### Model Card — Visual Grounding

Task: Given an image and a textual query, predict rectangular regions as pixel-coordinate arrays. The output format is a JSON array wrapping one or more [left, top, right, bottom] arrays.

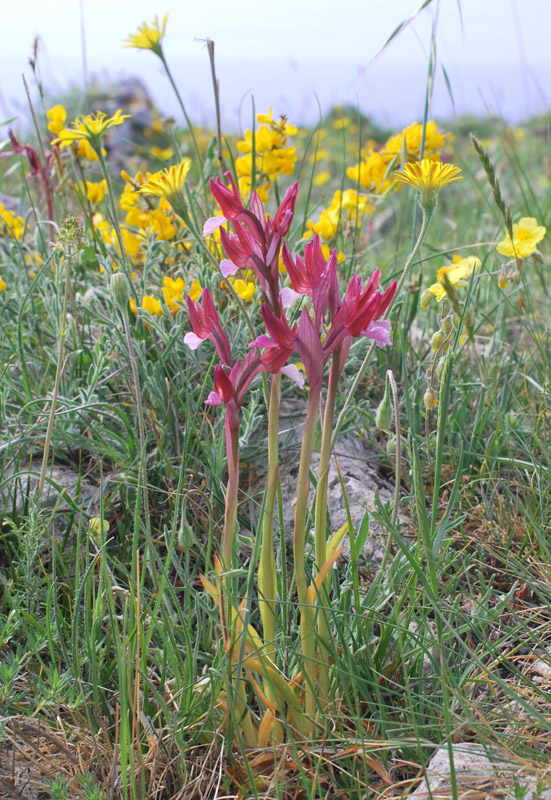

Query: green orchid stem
[[38, 251, 73, 500], [293, 388, 321, 732], [258, 373, 280, 681], [159, 54, 207, 202], [330, 205, 434, 453], [95, 149, 137, 301], [222, 419, 240, 574], [313, 351, 341, 707]]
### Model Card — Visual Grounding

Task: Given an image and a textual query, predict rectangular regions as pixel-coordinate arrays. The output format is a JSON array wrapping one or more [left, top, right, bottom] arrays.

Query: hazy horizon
[[1, 0, 550, 130]]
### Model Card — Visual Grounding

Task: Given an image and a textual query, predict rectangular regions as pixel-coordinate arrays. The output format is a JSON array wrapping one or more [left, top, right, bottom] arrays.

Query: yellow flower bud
[[420, 289, 434, 309], [424, 389, 439, 410], [498, 274, 508, 289], [431, 330, 444, 352]]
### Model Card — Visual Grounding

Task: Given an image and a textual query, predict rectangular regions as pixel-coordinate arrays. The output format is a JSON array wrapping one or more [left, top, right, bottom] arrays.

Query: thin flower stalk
[[331, 205, 434, 451], [312, 349, 341, 705], [292, 385, 322, 730]]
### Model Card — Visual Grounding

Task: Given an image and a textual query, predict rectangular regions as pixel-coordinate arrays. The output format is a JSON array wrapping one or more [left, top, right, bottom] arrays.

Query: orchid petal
[[220, 259, 239, 277], [184, 332, 205, 350], [280, 363, 305, 389], [250, 334, 274, 349], [205, 391, 223, 405], [364, 320, 392, 347], [203, 216, 227, 236], [280, 287, 304, 308]]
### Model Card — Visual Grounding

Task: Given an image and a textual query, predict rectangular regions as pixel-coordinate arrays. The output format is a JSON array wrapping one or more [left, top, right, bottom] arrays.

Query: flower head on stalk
[[53, 110, 130, 153], [253, 266, 397, 387], [184, 288, 232, 367], [124, 14, 168, 58], [205, 174, 299, 310], [281, 235, 339, 327], [140, 159, 191, 218], [395, 158, 462, 211]]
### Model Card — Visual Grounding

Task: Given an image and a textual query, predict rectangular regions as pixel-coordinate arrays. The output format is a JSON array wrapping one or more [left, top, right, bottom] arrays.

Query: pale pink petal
[[205, 391, 223, 405], [249, 334, 274, 349], [280, 287, 304, 308], [203, 216, 227, 236], [363, 320, 392, 348], [280, 363, 305, 389], [184, 332, 205, 350], [220, 259, 239, 277]]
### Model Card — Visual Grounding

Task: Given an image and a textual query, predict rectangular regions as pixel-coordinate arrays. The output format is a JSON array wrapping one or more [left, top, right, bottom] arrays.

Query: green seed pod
[[441, 317, 453, 335], [111, 272, 130, 310], [375, 373, 393, 432]]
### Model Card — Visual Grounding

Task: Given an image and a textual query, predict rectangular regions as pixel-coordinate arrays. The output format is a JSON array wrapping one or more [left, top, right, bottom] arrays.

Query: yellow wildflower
[[235, 108, 297, 199], [232, 278, 256, 302], [0, 204, 25, 239], [54, 110, 130, 151], [161, 276, 186, 313], [427, 255, 481, 302], [313, 170, 331, 187], [79, 180, 108, 204], [188, 278, 202, 302], [124, 14, 168, 56], [347, 149, 394, 194], [150, 145, 173, 160], [308, 189, 374, 241], [140, 159, 191, 218], [76, 139, 105, 162], [0, 277, 6, 292], [384, 121, 449, 162], [395, 159, 462, 210], [46, 104, 67, 136], [395, 159, 462, 193], [141, 295, 163, 315], [496, 217, 546, 258]]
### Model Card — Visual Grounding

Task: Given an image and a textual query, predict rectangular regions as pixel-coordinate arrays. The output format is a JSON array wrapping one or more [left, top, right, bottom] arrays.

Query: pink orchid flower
[[184, 288, 232, 367]]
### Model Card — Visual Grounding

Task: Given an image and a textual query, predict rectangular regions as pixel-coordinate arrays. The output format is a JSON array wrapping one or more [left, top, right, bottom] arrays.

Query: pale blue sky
[[1, 0, 550, 127]]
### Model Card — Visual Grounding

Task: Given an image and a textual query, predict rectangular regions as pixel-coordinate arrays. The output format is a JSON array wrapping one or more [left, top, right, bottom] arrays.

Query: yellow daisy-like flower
[[496, 217, 546, 258], [426, 255, 481, 303], [140, 159, 191, 219], [53, 110, 130, 150], [395, 158, 462, 193], [124, 14, 168, 57]]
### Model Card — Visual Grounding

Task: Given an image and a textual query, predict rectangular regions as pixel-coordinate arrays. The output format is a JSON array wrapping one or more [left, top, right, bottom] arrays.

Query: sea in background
[[1, 51, 550, 134]]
